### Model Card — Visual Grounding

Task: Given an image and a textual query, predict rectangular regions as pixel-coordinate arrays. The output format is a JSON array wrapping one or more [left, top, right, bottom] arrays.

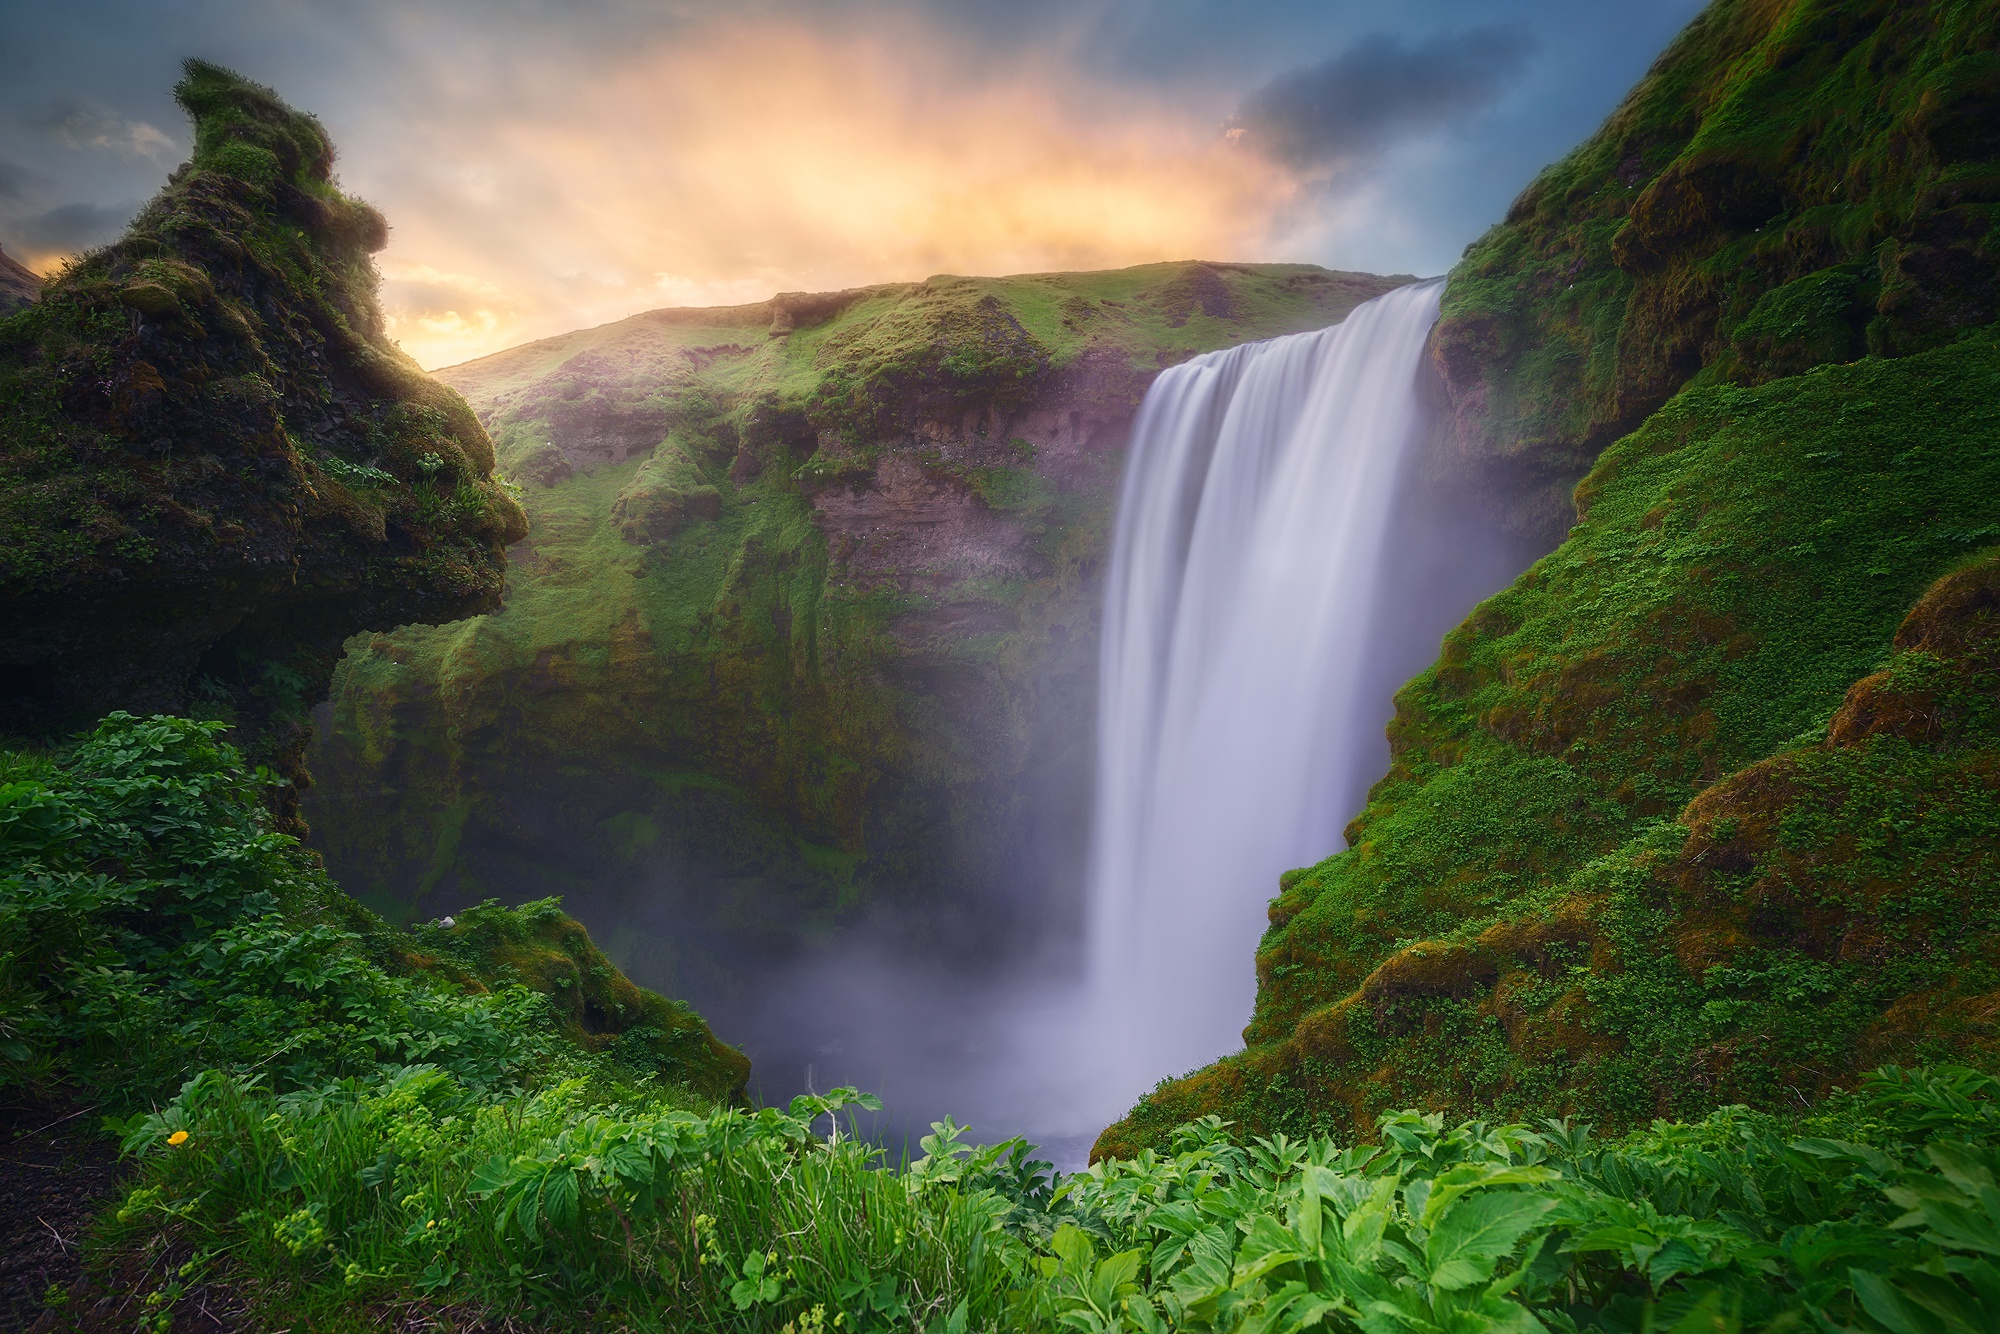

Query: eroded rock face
[[0, 61, 524, 821]]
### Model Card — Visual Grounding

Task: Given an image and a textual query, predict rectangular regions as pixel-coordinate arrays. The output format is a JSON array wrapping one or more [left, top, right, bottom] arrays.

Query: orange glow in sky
[[362, 20, 1299, 368]]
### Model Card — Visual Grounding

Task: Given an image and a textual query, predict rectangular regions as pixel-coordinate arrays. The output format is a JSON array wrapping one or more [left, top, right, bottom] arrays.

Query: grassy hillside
[[1430, 0, 2000, 545], [306, 264, 1407, 996], [1100, 0, 2000, 1159]]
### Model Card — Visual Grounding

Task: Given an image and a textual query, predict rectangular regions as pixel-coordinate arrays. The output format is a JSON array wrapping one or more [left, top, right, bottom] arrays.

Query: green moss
[[410, 896, 750, 1101]]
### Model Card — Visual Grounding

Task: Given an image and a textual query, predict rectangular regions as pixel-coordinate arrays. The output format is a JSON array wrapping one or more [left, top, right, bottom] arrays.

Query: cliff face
[[304, 264, 1407, 1001], [0, 61, 526, 821], [1430, 0, 2000, 547], [1098, 0, 2000, 1158]]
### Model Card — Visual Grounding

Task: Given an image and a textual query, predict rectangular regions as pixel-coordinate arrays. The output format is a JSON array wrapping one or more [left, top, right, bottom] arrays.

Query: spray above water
[[1084, 278, 1446, 1111]]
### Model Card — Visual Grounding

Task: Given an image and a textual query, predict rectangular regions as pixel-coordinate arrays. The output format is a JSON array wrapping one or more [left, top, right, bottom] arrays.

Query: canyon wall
[[304, 265, 1408, 1008]]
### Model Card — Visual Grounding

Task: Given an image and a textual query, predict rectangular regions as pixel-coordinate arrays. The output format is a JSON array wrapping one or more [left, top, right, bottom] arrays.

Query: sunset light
[[370, 21, 1297, 366]]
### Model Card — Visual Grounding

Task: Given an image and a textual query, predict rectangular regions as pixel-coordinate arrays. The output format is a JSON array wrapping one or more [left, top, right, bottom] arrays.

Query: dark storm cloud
[[12, 201, 138, 253], [1228, 27, 1535, 172]]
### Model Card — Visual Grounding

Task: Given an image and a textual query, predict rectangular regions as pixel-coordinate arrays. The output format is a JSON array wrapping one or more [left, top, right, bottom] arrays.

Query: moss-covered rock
[[0, 61, 526, 821], [305, 264, 1410, 996], [404, 897, 750, 1102], [0, 68, 731, 1114], [612, 440, 721, 544], [1431, 0, 2000, 547]]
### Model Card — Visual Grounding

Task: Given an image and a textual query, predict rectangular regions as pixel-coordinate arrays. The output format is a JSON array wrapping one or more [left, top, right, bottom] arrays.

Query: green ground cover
[[10, 722, 2000, 1329]]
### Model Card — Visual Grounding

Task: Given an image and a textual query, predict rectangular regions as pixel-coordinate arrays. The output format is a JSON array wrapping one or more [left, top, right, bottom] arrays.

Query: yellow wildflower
[[166, 1130, 189, 1147]]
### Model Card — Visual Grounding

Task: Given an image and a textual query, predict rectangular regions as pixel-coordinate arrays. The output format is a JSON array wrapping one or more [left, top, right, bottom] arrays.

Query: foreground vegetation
[[3, 714, 1998, 1331]]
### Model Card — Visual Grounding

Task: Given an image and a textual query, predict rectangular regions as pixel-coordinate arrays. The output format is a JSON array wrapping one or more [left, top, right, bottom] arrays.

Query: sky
[[0, 0, 1706, 369]]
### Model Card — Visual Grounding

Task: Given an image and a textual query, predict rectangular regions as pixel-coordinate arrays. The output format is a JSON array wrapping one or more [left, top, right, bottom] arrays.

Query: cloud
[[10, 201, 138, 256], [354, 17, 1297, 367], [1227, 27, 1534, 174], [32, 97, 179, 160], [0, 159, 38, 202]]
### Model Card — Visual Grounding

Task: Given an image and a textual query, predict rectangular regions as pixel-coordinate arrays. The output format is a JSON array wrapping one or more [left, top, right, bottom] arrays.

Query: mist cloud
[[31, 97, 179, 160], [1227, 27, 1534, 173]]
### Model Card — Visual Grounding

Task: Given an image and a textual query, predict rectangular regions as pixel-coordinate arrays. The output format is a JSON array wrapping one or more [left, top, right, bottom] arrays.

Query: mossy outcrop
[[402, 897, 750, 1101], [1431, 0, 2000, 546], [0, 67, 740, 1113], [1098, 0, 2000, 1160], [0, 61, 526, 820], [305, 265, 1407, 1001]]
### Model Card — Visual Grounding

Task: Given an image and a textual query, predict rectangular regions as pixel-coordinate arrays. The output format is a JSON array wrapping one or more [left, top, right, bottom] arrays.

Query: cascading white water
[[1084, 278, 1445, 1109]]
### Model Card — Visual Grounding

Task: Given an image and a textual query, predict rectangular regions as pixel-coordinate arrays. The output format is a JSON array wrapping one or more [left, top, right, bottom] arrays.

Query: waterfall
[[1084, 278, 1446, 1108]]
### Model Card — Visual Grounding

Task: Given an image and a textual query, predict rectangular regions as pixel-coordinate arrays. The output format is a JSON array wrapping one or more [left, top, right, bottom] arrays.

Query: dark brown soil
[[0, 1097, 125, 1331]]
